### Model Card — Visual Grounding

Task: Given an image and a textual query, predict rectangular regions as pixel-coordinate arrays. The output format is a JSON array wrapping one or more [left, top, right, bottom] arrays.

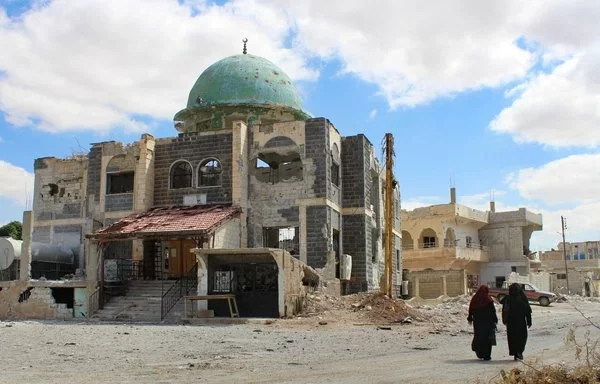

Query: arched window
[[402, 231, 414, 250], [170, 161, 192, 189], [419, 228, 438, 248], [198, 159, 222, 187]]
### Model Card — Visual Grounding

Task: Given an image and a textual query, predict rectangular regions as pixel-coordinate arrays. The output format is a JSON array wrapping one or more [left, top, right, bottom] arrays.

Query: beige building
[[539, 240, 600, 295], [401, 188, 543, 299]]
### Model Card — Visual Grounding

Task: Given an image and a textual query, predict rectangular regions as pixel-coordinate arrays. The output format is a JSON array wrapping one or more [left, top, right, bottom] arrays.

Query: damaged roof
[[90, 204, 241, 240]]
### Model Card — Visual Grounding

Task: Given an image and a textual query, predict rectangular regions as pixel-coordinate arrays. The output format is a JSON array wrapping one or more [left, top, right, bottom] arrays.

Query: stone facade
[[11, 51, 403, 324]]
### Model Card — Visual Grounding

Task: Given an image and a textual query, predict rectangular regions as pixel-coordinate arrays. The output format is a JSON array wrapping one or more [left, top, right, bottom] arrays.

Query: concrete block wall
[[33, 156, 87, 221], [86, 146, 103, 205], [343, 215, 368, 292], [341, 135, 368, 208], [306, 206, 330, 268], [32, 226, 50, 243], [153, 132, 233, 206], [304, 118, 330, 198], [53, 224, 82, 249], [105, 193, 134, 212]]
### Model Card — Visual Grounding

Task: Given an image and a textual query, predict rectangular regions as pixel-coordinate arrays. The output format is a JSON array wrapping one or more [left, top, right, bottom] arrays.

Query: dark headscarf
[[508, 283, 530, 305], [470, 285, 493, 311]]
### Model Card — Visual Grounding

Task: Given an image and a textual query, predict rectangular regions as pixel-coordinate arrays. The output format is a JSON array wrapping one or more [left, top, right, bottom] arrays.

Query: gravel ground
[[2, 296, 600, 384]]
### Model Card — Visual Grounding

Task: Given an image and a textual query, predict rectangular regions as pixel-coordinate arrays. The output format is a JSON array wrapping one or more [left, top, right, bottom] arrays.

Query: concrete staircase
[[92, 280, 185, 323]]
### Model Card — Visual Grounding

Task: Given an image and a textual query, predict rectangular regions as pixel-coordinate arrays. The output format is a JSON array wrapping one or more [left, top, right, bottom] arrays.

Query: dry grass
[[491, 328, 600, 383]]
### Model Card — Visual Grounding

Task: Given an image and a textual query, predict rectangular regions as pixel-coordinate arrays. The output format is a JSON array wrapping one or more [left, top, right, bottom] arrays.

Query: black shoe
[[515, 354, 523, 360], [483, 357, 491, 361]]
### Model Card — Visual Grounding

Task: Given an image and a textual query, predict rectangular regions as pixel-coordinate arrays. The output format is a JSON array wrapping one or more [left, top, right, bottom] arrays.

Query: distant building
[[401, 188, 542, 299], [539, 241, 600, 295]]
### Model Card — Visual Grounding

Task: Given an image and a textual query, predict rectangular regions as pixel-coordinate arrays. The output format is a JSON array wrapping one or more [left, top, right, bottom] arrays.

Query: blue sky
[[1, 0, 599, 250]]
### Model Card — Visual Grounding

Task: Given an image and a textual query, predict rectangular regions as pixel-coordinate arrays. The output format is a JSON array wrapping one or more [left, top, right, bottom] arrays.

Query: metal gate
[[209, 262, 278, 318]]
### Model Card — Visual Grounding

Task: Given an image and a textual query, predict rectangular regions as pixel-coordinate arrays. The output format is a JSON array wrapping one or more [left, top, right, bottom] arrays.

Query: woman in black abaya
[[467, 285, 498, 360], [501, 283, 532, 360]]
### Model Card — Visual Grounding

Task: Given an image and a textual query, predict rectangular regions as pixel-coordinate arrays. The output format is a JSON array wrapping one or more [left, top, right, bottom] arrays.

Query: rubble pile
[[299, 290, 425, 324], [300, 292, 347, 317], [345, 292, 424, 324]]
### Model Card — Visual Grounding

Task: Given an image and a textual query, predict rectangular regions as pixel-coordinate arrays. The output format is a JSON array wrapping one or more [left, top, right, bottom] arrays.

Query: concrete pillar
[[299, 205, 307, 264], [415, 277, 420, 298], [86, 239, 99, 289], [20, 211, 33, 281], [442, 275, 447, 296], [195, 252, 209, 310], [133, 134, 155, 212], [231, 121, 248, 248]]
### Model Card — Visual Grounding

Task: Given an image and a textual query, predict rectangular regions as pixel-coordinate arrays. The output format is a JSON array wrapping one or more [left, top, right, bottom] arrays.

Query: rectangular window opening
[[107, 172, 134, 194], [331, 162, 340, 187], [263, 226, 299, 257]]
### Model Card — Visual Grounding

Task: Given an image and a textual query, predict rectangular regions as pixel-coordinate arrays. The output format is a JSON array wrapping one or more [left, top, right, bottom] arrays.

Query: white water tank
[[0, 237, 22, 270], [340, 254, 352, 281]]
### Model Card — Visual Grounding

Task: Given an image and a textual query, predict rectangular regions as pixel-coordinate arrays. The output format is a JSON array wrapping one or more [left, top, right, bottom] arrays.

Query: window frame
[[169, 160, 193, 190], [197, 158, 223, 188]]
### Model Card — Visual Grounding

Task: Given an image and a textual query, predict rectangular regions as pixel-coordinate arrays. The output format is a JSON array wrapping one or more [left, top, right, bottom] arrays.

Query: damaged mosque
[[0, 42, 402, 321]]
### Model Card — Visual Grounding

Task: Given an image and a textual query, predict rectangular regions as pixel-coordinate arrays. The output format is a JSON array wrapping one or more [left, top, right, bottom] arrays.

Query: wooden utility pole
[[383, 133, 394, 298], [561, 216, 570, 293]]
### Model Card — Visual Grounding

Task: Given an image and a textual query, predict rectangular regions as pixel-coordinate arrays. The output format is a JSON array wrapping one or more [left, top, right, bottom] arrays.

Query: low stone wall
[[0, 281, 73, 320], [405, 269, 466, 299]]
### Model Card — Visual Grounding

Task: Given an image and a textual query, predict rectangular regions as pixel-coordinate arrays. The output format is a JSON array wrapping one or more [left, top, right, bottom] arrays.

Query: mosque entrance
[[165, 239, 197, 278]]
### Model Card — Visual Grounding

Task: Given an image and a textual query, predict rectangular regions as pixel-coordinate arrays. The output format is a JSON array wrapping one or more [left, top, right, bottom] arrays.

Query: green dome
[[185, 54, 305, 113]]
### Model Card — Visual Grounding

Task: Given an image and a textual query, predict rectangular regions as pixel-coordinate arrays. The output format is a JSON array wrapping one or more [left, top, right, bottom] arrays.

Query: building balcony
[[402, 243, 490, 270]]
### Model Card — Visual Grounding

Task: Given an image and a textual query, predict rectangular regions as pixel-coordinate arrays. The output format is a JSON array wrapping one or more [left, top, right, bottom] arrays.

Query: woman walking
[[468, 285, 498, 360], [501, 283, 532, 360]]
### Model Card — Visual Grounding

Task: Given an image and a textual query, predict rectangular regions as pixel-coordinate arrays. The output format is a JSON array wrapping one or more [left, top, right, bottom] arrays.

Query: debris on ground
[[298, 290, 430, 325]]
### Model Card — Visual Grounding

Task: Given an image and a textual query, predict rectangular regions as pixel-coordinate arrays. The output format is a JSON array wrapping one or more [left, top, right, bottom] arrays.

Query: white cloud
[[0, 0, 317, 134], [283, 0, 536, 108], [0, 136, 3, 143], [504, 153, 600, 250], [529, 203, 600, 251], [458, 191, 507, 212], [3, 0, 600, 134], [401, 196, 444, 211], [490, 55, 600, 148], [507, 154, 600, 205], [0, 161, 34, 205], [368, 109, 377, 120]]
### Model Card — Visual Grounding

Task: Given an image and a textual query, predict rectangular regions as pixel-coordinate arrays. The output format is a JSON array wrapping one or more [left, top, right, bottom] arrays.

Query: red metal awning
[[88, 204, 241, 240]]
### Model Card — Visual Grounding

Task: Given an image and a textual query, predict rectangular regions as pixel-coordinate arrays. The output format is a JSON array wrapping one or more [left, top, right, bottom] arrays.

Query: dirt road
[[2, 299, 599, 384]]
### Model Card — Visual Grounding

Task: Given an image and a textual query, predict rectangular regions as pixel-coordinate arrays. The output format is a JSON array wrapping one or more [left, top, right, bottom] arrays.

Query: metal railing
[[88, 287, 101, 317], [161, 263, 198, 320], [402, 240, 489, 251], [115, 259, 145, 281]]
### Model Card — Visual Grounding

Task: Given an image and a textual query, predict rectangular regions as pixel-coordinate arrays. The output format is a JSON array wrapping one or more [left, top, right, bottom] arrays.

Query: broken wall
[[0, 281, 74, 320]]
